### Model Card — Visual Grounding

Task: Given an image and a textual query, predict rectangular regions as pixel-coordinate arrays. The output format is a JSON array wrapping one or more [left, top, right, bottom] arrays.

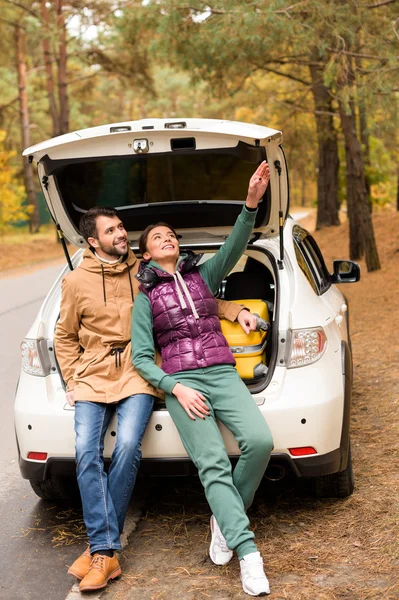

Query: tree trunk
[[338, 100, 380, 271], [16, 23, 39, 233], [342, 133, 362, 259], [56, 0, 69, 134], [357, 91, 372, 212], [337, 49, 380, 272], [309, 60, 340, 230], [41, 0, 61, 136]]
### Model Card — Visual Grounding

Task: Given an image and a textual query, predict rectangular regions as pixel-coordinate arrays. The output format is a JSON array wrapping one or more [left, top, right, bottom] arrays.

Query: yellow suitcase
[[220, 299, 270, 381]]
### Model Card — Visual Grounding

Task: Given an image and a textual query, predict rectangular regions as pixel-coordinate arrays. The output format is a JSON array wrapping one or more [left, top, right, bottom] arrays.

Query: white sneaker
[[240, 551, 270, 596], [209, 515, 233, 565]]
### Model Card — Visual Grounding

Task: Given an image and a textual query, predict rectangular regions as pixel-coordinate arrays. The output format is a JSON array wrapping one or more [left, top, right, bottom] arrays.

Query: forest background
[[0, 0, 398, 273]]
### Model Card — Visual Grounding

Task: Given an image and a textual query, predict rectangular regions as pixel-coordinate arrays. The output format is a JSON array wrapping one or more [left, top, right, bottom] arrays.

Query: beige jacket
[[54, 248, 244, 404]]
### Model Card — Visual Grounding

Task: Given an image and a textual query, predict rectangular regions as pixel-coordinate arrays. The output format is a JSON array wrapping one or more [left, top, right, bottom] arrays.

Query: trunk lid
[[23, 118, 289, 248]]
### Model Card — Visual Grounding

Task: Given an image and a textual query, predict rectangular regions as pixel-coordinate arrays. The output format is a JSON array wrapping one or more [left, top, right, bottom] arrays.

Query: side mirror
[[330, 260, 361, 284]]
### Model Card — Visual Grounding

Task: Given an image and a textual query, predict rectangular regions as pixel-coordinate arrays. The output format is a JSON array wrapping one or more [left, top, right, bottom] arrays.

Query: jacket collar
[[136, 250, 203, 289], [80, 247, 138, 273]]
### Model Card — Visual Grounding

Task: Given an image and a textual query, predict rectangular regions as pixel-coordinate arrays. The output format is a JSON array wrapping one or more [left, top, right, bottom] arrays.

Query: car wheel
[[314, 444, 354, 499], [29, 476, 79, 502]]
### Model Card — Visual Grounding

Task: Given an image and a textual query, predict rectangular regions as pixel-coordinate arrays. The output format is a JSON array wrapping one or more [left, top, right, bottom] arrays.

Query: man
[[54, 206, 257, 593]]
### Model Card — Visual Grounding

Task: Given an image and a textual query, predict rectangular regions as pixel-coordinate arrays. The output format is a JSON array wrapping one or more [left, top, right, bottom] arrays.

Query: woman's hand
[[172, 383, 210, 421], [237, 309, 258, 334], [246, 161, 270, 209]]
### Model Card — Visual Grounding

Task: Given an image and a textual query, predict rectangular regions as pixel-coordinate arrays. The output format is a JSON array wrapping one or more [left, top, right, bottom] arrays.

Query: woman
[[132, 161, 273, 597]]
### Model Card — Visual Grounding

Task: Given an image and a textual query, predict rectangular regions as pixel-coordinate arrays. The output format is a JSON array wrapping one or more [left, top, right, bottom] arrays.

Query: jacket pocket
[[74, 352, 111, 380]]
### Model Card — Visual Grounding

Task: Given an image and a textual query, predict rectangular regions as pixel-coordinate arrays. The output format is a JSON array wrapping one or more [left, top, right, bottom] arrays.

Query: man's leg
[[108, 393, 155, 534], [74, 401, 121, 554]]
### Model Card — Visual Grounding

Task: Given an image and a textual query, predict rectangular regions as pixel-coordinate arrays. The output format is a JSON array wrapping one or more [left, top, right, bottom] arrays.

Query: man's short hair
[[79, 207, 119, 243]]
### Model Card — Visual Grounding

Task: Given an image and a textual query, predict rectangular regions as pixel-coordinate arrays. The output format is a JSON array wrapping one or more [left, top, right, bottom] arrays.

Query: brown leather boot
[[67, 547, 92, 580], [79, 553, 121, 592]]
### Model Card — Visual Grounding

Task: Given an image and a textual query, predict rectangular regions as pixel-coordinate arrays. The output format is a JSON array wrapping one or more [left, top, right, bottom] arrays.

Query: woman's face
[[143, 226, 180, 263]]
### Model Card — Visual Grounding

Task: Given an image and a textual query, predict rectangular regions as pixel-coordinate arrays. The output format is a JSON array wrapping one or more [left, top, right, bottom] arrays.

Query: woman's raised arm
[[199, 161, 270, 294]]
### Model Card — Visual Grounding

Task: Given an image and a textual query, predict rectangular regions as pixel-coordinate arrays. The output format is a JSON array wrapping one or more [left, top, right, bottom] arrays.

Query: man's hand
[[246, 161, 270, 209], [66, 390, 75, 406], [237, 309, 258, 334], [172, 383, 210, 421]]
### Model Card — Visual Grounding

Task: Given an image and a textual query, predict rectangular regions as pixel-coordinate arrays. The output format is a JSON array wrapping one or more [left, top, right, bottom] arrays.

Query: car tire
[[29, 476, 79, 502], [314, 444, 354, 499]]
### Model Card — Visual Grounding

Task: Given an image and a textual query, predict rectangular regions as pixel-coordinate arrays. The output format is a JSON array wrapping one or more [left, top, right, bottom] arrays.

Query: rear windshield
[[47, 143, 270, 231]]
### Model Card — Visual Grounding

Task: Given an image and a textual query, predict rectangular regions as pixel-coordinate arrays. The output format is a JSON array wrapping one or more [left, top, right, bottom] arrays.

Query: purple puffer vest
[[137, 252, 235, 374]]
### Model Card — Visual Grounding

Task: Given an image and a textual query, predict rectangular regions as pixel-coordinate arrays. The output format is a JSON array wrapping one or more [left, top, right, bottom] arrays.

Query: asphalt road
[[0, 263, 86, 600]]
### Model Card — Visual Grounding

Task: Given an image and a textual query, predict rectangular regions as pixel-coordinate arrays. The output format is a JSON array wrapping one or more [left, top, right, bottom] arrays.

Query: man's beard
[[98, 238, 128, 258]]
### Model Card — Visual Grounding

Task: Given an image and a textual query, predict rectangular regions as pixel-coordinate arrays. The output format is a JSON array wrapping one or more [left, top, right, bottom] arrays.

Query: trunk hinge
[[42, 175, 74, 271], [274, 160, 284, 270]]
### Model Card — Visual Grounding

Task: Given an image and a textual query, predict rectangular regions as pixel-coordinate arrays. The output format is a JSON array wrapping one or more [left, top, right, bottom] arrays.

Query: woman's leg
[[210, 366, 274, 511], [165, 372, 257, 560]]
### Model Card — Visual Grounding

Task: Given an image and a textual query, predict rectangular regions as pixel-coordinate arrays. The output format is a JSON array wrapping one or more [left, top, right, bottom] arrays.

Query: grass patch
[[0, 224, 70, 273]]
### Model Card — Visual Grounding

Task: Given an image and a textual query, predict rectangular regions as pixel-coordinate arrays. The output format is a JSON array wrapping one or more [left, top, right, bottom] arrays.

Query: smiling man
[[54, 206, 257, 593]]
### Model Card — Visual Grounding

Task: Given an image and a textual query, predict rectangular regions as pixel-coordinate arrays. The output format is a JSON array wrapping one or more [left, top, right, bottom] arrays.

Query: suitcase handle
[[253, 313, 270, 332]]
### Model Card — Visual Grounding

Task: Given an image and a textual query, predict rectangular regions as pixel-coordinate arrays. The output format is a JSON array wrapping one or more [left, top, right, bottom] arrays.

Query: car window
[[293, 225, 331, 295], [50, 143, 270, 233], [56, 153, 260, 206], [303, 235, 331, 294]]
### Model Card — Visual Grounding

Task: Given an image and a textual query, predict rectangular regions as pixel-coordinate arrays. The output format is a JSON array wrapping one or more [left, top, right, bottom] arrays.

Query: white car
[[15, 118, 360, 502]]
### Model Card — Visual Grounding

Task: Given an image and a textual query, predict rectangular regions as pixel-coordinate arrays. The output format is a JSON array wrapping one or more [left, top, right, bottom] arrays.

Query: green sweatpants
[[165, 364, 273, 560]]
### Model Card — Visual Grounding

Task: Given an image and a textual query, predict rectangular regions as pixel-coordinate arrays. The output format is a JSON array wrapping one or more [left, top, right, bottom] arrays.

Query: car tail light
[[289, 447, 317, 456], [27, 452, 47, 461], [287, 327, 327, 368], [20, 339, 50, 376]]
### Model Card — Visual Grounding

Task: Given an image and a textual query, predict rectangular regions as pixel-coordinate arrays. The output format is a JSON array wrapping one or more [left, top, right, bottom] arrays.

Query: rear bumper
[[19, 447, 344, 483]]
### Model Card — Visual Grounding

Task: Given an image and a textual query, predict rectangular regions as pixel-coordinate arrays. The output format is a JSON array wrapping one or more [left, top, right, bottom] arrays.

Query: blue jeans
[[74, 394, 155, 554]]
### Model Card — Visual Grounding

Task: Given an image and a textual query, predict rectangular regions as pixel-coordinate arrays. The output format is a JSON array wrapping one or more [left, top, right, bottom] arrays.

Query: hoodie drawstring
[[100, 263, 135, 306], [101, 264, 107, 306], [127, 267, 134, 302], [172, 273, 188, 310], [111, 347, 124, 368], [174, 271, 200, 320]]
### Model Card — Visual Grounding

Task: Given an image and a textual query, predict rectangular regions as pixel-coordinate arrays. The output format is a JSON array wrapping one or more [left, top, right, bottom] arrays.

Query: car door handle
[[335, 315, 344, 325]]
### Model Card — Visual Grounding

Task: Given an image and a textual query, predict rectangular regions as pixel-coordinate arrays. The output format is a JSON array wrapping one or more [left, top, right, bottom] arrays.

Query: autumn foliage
[[0, 131, 30, 235]]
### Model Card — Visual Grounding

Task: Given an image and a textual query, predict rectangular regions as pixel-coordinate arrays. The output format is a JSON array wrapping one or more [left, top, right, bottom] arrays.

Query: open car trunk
[[220, 248, 278, 392], [23, 118, 289, 248]]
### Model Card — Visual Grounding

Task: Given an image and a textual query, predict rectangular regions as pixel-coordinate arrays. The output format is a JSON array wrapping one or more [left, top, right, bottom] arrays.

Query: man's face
[[88, 215, 128, 259]]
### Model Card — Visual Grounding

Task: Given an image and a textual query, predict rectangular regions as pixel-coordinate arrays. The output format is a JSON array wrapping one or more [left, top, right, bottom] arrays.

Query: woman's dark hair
[[139, 222, 178, 256], [79, 207, 119, 243]]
